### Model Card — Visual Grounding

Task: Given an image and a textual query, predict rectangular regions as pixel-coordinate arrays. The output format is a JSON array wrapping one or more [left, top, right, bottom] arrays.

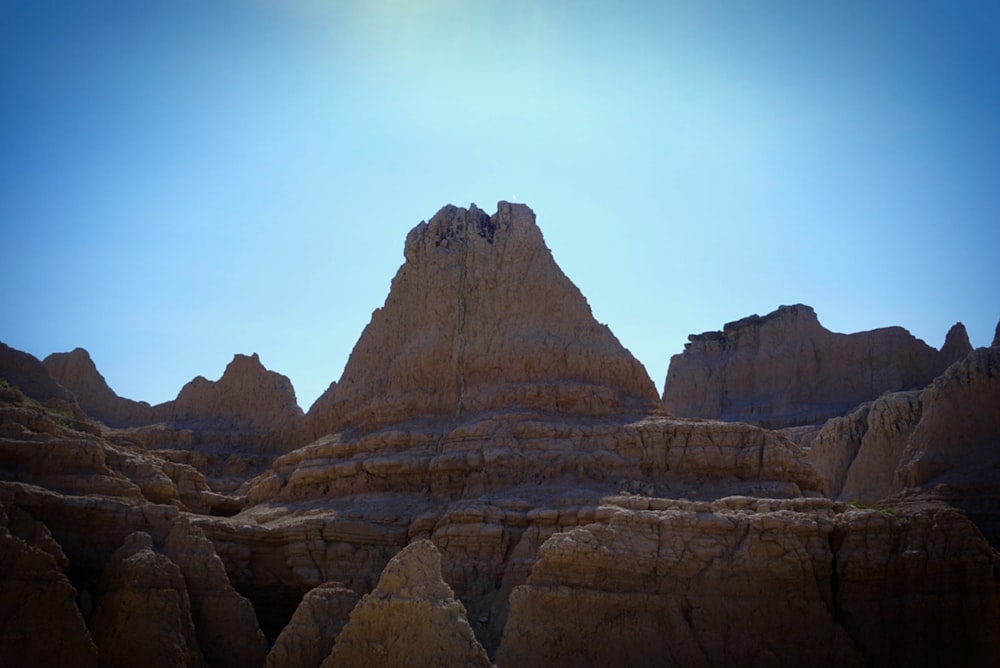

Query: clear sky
[[2, 1, 998, 411]]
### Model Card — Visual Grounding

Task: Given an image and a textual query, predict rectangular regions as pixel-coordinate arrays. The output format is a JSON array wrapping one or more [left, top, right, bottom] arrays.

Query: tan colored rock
[[265, 582, 358, 668], [163, 519, 269, 668], [320, 539, 492, 668], [168, 353, 302, 432], [807, 347, 1000, 544], [1, 340, 79, 412], [0, 504, 98, 668], [663, 305, 972, 428], [88, 531, 207, 668], [496, 496, 1000, 667], [313, 202, 658, 435], [44, 348, 155, 427], [807, 390, 922, 503]]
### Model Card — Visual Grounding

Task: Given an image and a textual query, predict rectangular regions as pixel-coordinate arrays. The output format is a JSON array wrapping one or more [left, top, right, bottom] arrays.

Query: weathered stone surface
[[168, 353, 303, 433], [496, 496, 1000, 668], [265, 582, 358, 668], [663, 305, 972, 428], [44, 348, 155, 427], [0, 340, 79, 411], [163, 519, 269, 668], [0, 504, 98, 668], [808, 347, 1000, 545], [311, 202, 658, 435], [320, 539, 492, 668], [88, 531, 207, 668]]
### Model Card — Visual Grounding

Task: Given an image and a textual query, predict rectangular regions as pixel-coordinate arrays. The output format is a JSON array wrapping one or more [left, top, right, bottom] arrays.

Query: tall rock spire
[[319, 201, 657, 433]]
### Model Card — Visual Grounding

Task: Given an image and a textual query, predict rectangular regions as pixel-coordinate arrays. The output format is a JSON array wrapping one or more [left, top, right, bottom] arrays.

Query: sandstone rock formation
[[810, 346, 1000, 545], [320, 539, 492, 668], [662, 304, 972, 428], [1, 341, 81, 415], [2, 202, 997, 668], [312, 202, 658, 434], [496, 495, 1000, 668], [0, 504, 98, 668], [43, 347, 155, 427], [264, 582, 358, 668], [88, 531, 207, 668]]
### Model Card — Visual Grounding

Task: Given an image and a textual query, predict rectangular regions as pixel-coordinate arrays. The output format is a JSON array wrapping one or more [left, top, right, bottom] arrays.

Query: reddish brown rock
[[320, 539, 492, 668], [662, 305, 972, 428], [1, 341, 81, 416], [43, 348, 154, 427], [314, 202, 658, 434]]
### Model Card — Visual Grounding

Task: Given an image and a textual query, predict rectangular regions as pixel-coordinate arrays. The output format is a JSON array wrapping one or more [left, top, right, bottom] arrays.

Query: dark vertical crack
[[454, 210, 470, 418]]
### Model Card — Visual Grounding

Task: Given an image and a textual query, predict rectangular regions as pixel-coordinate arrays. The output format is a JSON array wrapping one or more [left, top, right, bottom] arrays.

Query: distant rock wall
[[662, 304, 971, 428], [43, 348, 155, 427]]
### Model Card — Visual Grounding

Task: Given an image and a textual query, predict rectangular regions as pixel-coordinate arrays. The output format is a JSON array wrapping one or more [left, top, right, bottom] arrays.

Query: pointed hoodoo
[[319, 201, 658, 433]]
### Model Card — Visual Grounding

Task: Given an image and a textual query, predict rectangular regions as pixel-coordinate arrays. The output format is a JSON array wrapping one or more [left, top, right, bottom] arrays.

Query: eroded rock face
[[320, 539, 492, 668], [0, 341, 80, 415], [89, 532, 207, 668], [314, 202, 658, 434], [170, 353, 303, 433], [43, 348, 155, 427], [0, 505, 98, 668], [496, 496, 1000, 668], [662, 305, 972, 428], [808, 347, 1000, 545], [265, 583, 358, 668]]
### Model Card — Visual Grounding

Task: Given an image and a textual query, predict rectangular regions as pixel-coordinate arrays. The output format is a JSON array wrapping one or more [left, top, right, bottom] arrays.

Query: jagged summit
[[314, 201, 659, 434]]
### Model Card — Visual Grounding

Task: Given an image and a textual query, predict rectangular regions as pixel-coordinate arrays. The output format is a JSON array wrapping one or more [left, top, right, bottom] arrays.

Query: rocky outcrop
[[0, 504, 98, 668], [808, 348, 1000, 522], [662, 305, 972, 428], [88, 531, 207, 668], [168, 353, 303, 433], [265, 583, 358, 668], [496, 495, 1000, 667], [313, 202, 658, 434], [320, 539, 492, 668], [43, 348, 155, 427], [0, 341, 80, 415]]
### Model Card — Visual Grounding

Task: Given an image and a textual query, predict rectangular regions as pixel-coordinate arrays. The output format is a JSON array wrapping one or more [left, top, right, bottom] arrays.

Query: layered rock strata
[[496, 495, 1000, 667], [311, 202, 658, 434], [663, 304, 972, 428], [809, 346, 1000, 545]]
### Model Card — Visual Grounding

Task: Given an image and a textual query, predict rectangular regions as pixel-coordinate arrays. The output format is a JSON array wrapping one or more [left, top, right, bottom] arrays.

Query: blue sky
[[2, 1, 998, 410]]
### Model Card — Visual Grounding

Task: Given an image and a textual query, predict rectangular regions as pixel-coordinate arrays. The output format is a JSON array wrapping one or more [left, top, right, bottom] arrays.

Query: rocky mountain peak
[[315, 201, 658, 433], [940, 322, 972, 362], [172, 352, 303, 431]]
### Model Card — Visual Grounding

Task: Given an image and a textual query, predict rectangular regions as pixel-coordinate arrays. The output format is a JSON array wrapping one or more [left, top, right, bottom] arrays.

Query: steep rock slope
[[810, 346, 1000, 544], [312, 202, 658, 434], [43, 348, 155, 427], [663, 304, 971, 428]]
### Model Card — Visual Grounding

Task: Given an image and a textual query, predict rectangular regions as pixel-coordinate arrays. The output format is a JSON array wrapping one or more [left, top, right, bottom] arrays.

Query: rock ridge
[[663, 304, 972, 428]]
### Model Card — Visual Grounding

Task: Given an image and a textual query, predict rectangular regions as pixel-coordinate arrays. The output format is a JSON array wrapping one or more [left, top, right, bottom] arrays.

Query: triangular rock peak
[[322, 201, 658, 433]]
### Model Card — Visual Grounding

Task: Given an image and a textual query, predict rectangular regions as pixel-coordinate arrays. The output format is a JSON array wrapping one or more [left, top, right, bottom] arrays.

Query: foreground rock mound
[[312, 202, 658, 435], [663, 304, 971, 428], [320, 539, 492, 668], [496, 496, 1000, 668]]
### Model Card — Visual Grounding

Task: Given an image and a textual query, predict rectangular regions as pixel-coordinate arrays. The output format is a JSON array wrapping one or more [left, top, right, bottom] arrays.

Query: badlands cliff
[[1, 202, 998, 667], [662, 304, 971, 428]]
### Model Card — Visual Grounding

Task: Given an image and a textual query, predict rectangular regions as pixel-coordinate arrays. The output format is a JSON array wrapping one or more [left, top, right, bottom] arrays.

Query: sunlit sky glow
[[2, 1, 998, 410]]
